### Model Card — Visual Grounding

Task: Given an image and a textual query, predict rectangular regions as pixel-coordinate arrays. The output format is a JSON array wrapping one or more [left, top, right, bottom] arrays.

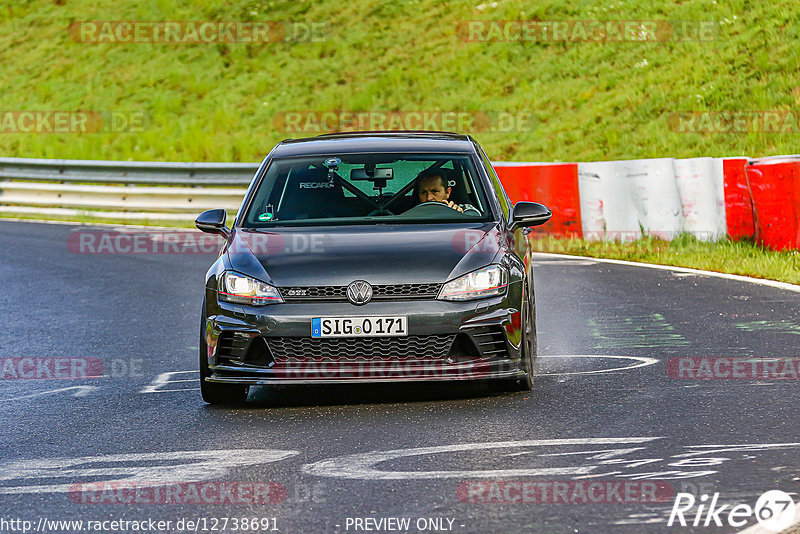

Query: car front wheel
[[493, 280, 535, 393], [199, 302, 250, 405], [514, 281, 535, 391]]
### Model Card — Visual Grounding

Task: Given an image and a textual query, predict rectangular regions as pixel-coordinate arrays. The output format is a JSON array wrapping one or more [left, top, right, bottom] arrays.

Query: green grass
[[0, 0, 798, 162], [532, 234, 800, 285]]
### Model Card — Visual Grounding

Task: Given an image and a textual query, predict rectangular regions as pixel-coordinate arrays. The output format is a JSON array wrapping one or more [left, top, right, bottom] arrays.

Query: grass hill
[[0, 0, 798, 162]]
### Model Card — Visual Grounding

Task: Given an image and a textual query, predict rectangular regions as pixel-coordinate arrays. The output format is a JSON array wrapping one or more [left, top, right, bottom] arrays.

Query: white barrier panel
[[713, 157, 726, 238], [578, 161, 641, 241], [672, 158, 727, 241], [622, 158, 683, 239]]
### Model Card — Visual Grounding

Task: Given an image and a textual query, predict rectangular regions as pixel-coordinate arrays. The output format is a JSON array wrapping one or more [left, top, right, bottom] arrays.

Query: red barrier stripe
[[745, 160, 800, 250], [722, 157, 754, 240], [494, 164, 581, 238]]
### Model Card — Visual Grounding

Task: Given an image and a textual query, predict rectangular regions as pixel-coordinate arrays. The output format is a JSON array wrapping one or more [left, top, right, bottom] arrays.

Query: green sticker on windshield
[[258, 213, 274, 221]]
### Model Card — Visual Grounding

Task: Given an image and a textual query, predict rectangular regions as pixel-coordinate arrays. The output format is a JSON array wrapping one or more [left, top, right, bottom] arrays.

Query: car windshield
[[241, 153, 492, 227]]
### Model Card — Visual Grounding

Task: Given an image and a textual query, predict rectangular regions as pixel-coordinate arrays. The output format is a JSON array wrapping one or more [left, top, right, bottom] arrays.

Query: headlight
[[437, 265, 508, 301], [218, 271, 283, 306]]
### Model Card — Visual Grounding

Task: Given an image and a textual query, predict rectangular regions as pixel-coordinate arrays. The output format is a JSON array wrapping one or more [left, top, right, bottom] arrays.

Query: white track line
[[534, 252, 800, 294], [536, 354, 658, 376]]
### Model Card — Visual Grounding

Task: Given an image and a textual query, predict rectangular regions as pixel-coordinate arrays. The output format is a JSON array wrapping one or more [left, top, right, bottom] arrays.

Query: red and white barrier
[[492, 154, 800, 250]]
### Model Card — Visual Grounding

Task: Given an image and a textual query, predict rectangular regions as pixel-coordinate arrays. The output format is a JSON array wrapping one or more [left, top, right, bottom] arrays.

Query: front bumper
[[203, 287, 525, 385]]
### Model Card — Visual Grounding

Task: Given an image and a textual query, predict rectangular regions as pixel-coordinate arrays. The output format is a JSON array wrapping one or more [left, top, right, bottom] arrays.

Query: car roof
[[270, 131, 476, 158]]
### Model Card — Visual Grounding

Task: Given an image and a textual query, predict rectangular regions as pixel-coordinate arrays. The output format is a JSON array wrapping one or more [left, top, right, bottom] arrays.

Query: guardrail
[[3, 155, 800, 251], [0, 157, 257, 222]]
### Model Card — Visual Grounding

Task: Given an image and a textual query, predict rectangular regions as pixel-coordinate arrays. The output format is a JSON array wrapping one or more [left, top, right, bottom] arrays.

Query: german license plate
[[311, 317, 408, 338]]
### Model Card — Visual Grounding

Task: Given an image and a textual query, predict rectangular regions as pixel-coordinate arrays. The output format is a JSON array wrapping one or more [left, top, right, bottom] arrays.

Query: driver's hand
[[441, 200, 464, 212]]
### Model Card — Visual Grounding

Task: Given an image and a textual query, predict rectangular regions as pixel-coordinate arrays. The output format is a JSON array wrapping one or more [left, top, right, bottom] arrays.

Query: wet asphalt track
[[1, 219, 799, 534]]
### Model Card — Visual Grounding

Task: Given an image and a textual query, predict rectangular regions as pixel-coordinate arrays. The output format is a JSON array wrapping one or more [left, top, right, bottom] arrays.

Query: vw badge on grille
[[346, 280, 372, 305]]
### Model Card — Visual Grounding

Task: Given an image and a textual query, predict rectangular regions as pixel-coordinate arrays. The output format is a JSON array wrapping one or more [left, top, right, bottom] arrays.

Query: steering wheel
[[401, 201, 463, 215]]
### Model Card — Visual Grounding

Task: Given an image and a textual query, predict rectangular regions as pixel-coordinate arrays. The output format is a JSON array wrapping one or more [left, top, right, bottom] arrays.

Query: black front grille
[[373, 283, 441, 299], [279, 283, 441, 302], [267, 334, 455, 361], [281, 286, 346, 299]]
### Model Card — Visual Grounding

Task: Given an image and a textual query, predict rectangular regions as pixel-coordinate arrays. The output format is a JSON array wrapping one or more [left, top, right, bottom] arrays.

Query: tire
[[494, 280, 535, 393], [199, 302, 250, 405], [513, 281, 536, 392]]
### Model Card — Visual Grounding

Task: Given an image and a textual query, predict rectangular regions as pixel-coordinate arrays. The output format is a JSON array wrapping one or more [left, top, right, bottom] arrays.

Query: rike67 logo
[[668, 490, 796, 531]]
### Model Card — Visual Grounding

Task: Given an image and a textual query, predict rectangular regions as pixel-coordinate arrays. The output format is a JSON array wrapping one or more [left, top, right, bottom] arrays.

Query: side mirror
[[510, 202, 552, 230], [195, 209, 230, 238]]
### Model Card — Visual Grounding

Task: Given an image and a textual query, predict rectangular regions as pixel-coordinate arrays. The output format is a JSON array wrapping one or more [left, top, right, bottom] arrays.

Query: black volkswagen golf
[[195, 131, 551, 404]]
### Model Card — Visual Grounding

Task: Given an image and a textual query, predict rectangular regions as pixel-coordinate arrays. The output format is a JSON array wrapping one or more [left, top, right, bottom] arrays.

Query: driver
[[414, 169, 467, 212]]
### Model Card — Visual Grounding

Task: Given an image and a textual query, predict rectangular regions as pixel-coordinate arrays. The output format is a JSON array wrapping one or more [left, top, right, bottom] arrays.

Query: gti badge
[[286, 289, 308, 296], [346, 280, 373, 305]]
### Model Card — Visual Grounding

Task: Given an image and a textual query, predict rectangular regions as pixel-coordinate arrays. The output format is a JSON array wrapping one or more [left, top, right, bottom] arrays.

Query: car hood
[[225, 223, 504, 287]]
